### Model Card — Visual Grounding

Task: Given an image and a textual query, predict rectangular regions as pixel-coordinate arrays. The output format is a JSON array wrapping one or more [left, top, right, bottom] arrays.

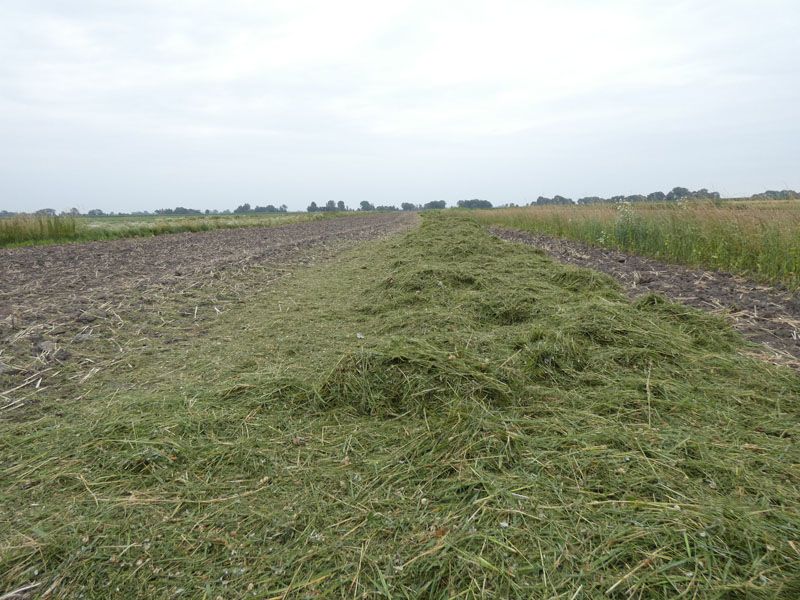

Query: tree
[[234, 203, 251, 214], [359, 201, 375, 211], [87, 209, 105, 216], [307, 201, 318, 212], [457, 199, 493, 209], [401, 202, 418, 211], [535, 196, 571, 206], [752, 189, 800, 200], [325, 200, 336, 212], [690, 188, 720, 200], [422, 200, 446, 210], [646, 191, 666, 202], [36, 208, 57, 216], [666, 187, 690, 202], [337, 201, 346, 211]]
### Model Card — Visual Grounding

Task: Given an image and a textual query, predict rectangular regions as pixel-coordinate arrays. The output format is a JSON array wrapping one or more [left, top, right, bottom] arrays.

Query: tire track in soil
[[0, 214, 417, 417], [491, 227, 800, 370]]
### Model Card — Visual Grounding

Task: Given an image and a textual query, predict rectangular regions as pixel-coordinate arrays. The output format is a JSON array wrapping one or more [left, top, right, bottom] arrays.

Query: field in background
[[0, 212, 324, 247], [473, 200, 800, 288]]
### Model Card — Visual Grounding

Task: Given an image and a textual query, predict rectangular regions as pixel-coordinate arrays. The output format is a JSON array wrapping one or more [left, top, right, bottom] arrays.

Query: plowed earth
[[491, 227, 800, 369], [0, 214, 416, 417]]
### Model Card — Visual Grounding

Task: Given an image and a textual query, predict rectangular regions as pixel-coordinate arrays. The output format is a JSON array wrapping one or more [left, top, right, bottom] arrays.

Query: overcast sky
[[1, 0, 798, 212]]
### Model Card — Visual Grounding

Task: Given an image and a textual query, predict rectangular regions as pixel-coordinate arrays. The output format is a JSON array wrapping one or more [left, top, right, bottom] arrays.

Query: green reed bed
[[473, 201, 800, 288], [0, 213, 321, 248], [0, 214, 79, 246]]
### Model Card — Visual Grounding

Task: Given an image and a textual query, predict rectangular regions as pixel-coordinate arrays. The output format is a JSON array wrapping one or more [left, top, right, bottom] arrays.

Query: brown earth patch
[[0, 214, 416, 417], [490, 227, 800, 369]]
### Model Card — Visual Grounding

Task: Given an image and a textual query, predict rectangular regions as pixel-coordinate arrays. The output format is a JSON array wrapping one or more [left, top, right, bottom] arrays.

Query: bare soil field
[[0, 214, 415, 416], [491, 227, 800, 367]]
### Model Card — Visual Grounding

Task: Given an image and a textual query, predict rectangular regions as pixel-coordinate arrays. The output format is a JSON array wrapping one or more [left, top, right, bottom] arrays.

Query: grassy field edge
[[471, 201, 800, 289], [0, 212, 352, 248]]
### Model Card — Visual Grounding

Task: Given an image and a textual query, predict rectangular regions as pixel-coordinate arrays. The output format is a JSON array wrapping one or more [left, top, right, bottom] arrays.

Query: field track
[[492, 227, 800, 367], [0, 214, 415, 414]]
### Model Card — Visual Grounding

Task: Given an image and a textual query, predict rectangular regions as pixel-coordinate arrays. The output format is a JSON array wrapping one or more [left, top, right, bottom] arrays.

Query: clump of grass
[[1, 213, 798, 597], [473, 200, 800, 288], [316, 338, 513, 414]]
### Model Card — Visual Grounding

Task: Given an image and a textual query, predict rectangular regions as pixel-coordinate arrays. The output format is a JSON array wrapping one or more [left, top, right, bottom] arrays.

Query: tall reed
[[0, 213, 318, 247], [0, 214, 78, 246], [473, 201, 800, 288]]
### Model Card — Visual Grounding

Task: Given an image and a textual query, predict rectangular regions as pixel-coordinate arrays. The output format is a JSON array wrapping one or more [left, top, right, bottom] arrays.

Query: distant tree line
[[3, 188, 798, 218], [531, 187, 800, 206], [399, 201, 447, 210], [306, 200, 450, 212], [457, 199, 493, 209], [749, 190, 800, 201], [233, 203, 288, 214], [0, 205, 285, 217], [533, 187, 723, 206], [155, 207, 202, 215], [307, 200, 350, 212]]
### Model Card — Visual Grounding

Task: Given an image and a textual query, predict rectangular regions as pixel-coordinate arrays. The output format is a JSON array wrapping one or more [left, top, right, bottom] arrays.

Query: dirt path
[[490, 227, 800, 368], [0, 214, 416, 415]]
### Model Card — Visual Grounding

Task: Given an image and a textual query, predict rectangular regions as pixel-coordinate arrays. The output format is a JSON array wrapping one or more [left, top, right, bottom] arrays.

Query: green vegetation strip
[[2, 214, 799, 598], [0, 213, 325, 247], [472, 201, 800, 289]]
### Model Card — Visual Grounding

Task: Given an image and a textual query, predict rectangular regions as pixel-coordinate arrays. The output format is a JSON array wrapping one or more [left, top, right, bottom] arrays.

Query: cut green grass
[[1, 214, 798, 598]]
